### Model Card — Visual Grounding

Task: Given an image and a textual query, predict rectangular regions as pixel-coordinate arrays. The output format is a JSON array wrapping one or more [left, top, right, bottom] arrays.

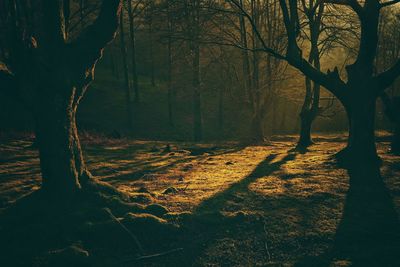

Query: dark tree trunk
[[238, 0, 252, 105], [167, 39, 174, 127], [149, 19, 155, 87], [192, 43, 202, 141], [166, 2, 174, 127], [119, 9, 133, 130], [109, 46, 119, 78], [251, 112, 266, 143], [127, 0, 140, 103], [341, 93, 378, 164], [1, 0, 122, 200], [191, 0, 202, 142], [392, 125, 400, 154], [35, 97, 88, 198], [218, 86, 224, 132], [298, 110, 314, 148]]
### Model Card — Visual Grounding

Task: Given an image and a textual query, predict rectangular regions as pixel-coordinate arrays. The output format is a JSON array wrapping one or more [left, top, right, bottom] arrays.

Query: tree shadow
[[295, 164, 400, 266], [174, 151, 297, 265], [101, 145, 248, 184], [193, 152, 297, 214]]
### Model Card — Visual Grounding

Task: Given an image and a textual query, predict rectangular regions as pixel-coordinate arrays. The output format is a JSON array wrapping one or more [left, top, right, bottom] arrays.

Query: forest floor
[[0, 133, 400, 266]]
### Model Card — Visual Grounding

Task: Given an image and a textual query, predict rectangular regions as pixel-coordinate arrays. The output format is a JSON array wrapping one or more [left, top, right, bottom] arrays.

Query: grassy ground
[[0, 133, 399, 266]]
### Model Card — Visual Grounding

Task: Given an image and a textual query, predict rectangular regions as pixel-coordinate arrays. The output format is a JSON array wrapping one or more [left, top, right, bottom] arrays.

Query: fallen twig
[[103, 207, 144, 254], [263, 219, 271, 261], [135, 247, 184, 261], [119, 247, 184, 263]]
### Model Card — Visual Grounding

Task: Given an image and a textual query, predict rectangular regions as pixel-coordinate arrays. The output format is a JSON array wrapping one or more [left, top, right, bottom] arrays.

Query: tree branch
[[313, 0, 362, 16], [379, 0, 400, 8], [67, 0, 122, 73], [375, 59, 400, 92], [0, 62, 17, 93], [229, 0, 347, 101]]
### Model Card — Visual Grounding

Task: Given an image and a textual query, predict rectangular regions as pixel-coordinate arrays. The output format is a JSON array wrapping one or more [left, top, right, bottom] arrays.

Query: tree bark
[[340, 93, 378, 164], [119, 9, 134, 130], [251, 112, 266, 143], [1, 0, 123, 200], [34, 95, 88, 198], [149, 15, 156, 87], [127, 0, 140, 103], [167, 1, 174, 127], [193, 42, 202, 141], [298, 110, 314, 148], [218, 86, 224, 133], [191, 0, 202, 141]]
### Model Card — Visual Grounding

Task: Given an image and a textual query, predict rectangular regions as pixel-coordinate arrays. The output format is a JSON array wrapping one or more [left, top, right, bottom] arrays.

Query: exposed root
[[0, 179, 178, 266]]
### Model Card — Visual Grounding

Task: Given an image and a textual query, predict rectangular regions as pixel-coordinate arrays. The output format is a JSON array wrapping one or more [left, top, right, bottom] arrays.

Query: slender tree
[[119, 8, 134, 130], [297, 1, 324, 148], [127, 0, 140, 102]]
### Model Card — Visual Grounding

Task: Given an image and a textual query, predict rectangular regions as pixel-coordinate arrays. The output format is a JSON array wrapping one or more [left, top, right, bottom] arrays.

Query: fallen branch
[[103, 207, 144, 254], [119, 247, 184, 263], [135, 247, 184, 261]]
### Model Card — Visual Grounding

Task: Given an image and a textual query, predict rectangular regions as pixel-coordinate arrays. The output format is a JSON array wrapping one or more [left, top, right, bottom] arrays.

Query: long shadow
[[101, 145, 248, 184], [295, 164, 400, 266], [194, 152, 296, 214], [175, 152, 297, 266]]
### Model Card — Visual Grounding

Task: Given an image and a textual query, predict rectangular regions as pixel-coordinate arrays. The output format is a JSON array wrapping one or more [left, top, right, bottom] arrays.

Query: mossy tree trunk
[[0, 0, 123, 200]]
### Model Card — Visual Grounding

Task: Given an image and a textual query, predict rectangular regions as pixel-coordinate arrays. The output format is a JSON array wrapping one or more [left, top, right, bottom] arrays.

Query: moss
[[37, 245, 90, 267], [130, 193, 154, 204], [144, 203, 169, 217], [163, 187, 179, 194]]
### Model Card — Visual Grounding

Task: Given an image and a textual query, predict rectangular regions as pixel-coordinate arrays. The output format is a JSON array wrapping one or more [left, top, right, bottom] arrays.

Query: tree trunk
[[218, 86, 224, 132], [34, 92, 88, 199], [119, 9, 133, 130], [127, 1, 140, 103], [192, 42, 202, 141], [298, 110, 314, 148], [192, 0, 202, 142], [344, 95, 378, 164], [166, 3, 174, 127], [238, 0, 252, 105], [392, 124, 400, 155], [149, 18, 155, 87], [251, 112, 266, 143], [167, 39, 174, 127]]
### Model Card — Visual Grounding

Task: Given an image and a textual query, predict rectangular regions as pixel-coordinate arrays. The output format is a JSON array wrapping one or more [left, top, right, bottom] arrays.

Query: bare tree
[[231, 0, 400, 165]]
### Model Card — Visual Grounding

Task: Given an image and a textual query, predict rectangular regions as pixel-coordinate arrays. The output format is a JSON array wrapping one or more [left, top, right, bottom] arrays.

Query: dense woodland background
[[1, 0, 399, 141], [1, 1, 400, 266]]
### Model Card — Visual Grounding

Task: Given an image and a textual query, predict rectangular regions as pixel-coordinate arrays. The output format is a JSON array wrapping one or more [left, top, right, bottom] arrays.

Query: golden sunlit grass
[[0, 133, 399, 266]]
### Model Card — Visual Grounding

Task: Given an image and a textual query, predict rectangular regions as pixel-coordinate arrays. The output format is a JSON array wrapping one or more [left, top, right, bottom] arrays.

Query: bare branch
[[313, 0, 362, 16], [375, 59, 400, 92], [379, 0, 400, 8]]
